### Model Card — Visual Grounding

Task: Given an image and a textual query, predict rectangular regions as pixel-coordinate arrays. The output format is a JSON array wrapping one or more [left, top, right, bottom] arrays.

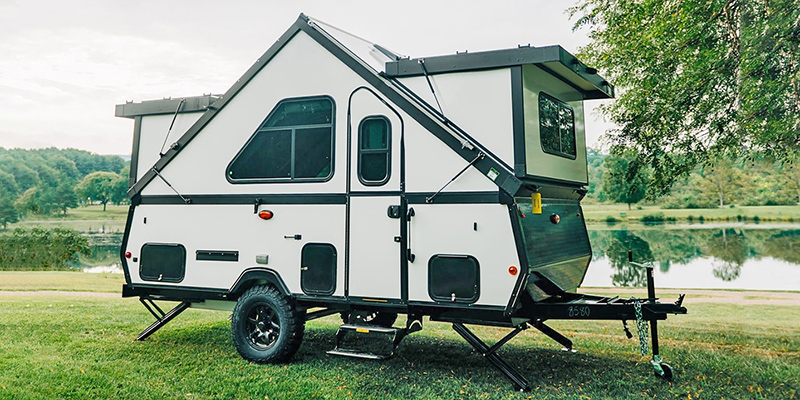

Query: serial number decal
[[568, 306, 591, 318]]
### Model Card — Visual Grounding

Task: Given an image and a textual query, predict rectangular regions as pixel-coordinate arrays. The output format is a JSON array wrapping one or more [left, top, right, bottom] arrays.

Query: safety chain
[[631, 297, 649, 355]]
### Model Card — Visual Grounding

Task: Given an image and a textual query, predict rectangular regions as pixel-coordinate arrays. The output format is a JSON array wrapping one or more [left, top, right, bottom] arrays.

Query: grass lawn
[[582, 203, 800, 223], [0, 271, 124, 293], [1, 274, 798, 399]]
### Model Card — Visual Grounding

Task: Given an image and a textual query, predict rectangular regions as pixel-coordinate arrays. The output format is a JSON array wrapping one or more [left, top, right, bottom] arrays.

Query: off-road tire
[[231, 285, 305, 363]]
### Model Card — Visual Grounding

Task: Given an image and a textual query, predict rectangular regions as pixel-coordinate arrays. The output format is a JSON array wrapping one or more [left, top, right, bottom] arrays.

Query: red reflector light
[[508, 266, 518, 276], [125, 251, 132, 259], [550, 214, 560, 224], [258, 210, 274, 220]]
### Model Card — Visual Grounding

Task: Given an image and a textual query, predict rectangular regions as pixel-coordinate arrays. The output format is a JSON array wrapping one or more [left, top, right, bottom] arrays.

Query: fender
[[229, 267, 291, 297]]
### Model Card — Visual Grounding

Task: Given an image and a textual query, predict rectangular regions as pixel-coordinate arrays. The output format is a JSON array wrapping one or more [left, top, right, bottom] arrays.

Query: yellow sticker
[[531, 192, 542, 214], [356, 328, 370, 333]]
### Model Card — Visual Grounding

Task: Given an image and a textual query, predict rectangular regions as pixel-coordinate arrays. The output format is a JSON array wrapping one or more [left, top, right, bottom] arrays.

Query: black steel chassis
[[126, 261, 686, 392], [450, 262, 687, 391]]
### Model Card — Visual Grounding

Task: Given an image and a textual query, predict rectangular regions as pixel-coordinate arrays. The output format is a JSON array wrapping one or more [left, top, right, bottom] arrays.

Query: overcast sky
[[0, 0, 614, 156]]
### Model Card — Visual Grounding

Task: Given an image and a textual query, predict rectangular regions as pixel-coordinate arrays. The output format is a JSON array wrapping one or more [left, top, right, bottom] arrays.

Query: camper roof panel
[[384, 45, 613, 100]]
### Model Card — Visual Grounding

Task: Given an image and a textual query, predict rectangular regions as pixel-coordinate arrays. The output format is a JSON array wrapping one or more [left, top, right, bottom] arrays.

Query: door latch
[[387, 205, 402, 218]]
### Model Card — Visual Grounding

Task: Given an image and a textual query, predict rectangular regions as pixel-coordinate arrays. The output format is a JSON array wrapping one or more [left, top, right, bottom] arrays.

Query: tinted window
[[539, 92, 576, 159], [228, 97, 334, 182], [358, 116, 390, 185]]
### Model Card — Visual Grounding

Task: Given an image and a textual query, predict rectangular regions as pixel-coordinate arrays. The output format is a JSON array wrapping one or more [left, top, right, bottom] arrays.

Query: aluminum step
[[337, 324, 399, 334], [326, 348, 390, 360]]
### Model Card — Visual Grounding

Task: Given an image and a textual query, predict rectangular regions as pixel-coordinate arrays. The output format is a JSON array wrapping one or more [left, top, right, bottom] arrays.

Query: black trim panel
[[137, 193, 346, 205], [129, 116, 142, 187], [406, 191, 502, 204], [196, 250, 239, 262], [510, 66, 526, 177]]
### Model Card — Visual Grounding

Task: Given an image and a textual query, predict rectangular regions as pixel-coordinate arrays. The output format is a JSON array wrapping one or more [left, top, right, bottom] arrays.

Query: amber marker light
[[508, 266, 518, 276], [258, 210, 274, 220]]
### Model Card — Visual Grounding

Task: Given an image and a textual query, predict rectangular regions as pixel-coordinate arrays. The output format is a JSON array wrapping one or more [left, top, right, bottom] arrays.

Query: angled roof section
[[123, 14, 528, 199], [384, 46, 614, 100]]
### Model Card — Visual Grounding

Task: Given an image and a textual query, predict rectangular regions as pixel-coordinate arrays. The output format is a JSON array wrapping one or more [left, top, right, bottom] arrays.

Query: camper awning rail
[[384, 46, 614, 100]]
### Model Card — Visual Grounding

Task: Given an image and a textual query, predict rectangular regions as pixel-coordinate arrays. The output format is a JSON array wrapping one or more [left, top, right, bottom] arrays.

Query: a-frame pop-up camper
[[116, 14, 686, 390]]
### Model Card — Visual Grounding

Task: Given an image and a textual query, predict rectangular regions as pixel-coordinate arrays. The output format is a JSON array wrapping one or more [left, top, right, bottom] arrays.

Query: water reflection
[[586, 226, 800, 290]]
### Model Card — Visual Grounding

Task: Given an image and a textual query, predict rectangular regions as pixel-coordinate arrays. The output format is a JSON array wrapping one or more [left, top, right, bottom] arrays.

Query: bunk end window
[[539, 92, 576, 159]]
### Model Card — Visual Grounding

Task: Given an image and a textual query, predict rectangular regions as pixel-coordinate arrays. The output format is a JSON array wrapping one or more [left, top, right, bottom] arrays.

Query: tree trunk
[[719, 192, 724, 208], [627, 202, 632, 210], [102, 201, 107, 211]]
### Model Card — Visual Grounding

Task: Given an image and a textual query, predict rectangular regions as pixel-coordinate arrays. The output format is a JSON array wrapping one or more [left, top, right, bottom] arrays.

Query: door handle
[[300, 266, 309, 271], [284, 234, 302, 240]]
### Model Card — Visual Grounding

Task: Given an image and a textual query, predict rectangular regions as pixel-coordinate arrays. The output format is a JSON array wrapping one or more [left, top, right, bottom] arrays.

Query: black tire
[[344, 310, 398, 328], [231, 285, 304, 363], [655, 362, 674, 382]]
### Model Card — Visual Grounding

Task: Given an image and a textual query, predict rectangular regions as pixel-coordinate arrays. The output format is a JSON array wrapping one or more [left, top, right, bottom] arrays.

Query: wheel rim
[[245, 303, 281, 350]]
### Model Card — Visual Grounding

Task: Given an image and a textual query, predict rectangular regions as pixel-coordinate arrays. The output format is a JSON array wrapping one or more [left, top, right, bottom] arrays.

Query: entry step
[[327, 348, 390, 360], [338, 324, 399, 334]]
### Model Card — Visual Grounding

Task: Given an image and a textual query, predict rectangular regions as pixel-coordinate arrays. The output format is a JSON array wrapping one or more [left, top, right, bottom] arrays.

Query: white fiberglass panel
[[348, 196, 401, 299], [407, 203, 520, 306], [125, 203, 345, 295]]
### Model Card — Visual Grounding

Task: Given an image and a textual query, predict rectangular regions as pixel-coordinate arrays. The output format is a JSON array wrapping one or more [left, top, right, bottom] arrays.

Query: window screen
[[358, 116, 391, 185], [539, 92, 576, 159], [227, 97, 334, 182]]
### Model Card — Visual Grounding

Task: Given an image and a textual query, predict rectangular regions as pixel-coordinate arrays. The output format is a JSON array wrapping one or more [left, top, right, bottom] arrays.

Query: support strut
[[137, 298, 191, 341], [452, 322, 531, 392], [531, 319, 573, 351]]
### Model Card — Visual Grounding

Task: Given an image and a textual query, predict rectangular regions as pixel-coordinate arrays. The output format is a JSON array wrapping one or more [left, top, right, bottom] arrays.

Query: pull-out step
[[327, 323, 410, 360]]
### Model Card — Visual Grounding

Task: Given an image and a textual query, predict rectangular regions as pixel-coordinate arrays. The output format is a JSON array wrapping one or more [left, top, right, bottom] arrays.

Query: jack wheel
[[655, 362, 673, 382]]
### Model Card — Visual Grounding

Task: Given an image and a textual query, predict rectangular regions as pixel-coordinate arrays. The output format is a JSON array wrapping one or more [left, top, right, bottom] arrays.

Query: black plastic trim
[[406, 191, 500, 204], [138, 193, 346, 205], [119, 206, 135, 285], [510, 67, 526, 177], [115, 95, 221, 118], [129, 116, 142, 187], [230, 267, 291, 296], [196, 250, 239, 262]]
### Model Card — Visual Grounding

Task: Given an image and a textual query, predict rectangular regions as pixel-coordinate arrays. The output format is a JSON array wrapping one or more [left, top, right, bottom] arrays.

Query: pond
[[72, 223, 800, 291], [583, 223, 800, 291]]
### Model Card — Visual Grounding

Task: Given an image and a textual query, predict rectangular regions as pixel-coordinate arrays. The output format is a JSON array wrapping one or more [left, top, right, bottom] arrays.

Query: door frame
[[345, 86, 407, 302]]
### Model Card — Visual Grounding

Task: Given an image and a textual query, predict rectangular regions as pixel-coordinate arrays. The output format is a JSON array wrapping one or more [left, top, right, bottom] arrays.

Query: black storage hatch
[[428, 254, 480, 303], [140, 243, 186, 283], [300, 243, 337, 295]]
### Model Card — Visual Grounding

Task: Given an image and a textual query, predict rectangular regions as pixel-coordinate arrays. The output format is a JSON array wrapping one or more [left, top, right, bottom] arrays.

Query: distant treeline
[[0, 147, 129, 227], [586, 149, 800, 209]]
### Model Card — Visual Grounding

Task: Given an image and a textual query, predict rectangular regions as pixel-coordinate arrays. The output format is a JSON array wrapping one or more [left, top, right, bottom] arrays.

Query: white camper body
[[117, 15, 685, 390]]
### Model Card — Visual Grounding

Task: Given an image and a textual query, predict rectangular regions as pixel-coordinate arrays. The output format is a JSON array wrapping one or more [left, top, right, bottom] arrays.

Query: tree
[[602, 152, 648, 209], [47, 182, 79, 215], [785, 163, 800, 205], [571, 0, 800, 195], [0, 194, 18, 229], [693, 158, 745, 207], [76, 172, 118, 211]]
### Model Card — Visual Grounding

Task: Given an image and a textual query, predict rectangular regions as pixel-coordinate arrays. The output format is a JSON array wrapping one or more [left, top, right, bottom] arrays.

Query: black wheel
[[655, 362, 673, 382], [231, 286, 304, 363], [344, 310, 398, 328]]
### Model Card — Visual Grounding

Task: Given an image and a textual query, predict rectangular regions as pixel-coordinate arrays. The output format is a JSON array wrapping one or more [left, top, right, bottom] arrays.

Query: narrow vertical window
[[357, 116, 391, 186]]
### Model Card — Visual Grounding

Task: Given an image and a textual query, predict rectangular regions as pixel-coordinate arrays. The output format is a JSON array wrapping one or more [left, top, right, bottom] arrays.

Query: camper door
[[346, 88, 404, 301]]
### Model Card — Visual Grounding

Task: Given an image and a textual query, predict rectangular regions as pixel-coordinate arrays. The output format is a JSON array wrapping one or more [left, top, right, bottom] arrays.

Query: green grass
[[583, 204, 800, 223], [0, 271, 124, 292], [0, 274, 798, 399]]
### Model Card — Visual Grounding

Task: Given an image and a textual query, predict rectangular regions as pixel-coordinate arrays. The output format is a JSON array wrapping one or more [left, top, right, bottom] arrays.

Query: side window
[[538, 92, 576, 159], [227, 96, 335, 182], [357, 116, 391, 186]]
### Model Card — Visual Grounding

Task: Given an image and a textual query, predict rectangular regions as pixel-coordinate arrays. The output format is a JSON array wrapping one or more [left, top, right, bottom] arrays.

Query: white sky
[[0, 0, 614, 155]]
